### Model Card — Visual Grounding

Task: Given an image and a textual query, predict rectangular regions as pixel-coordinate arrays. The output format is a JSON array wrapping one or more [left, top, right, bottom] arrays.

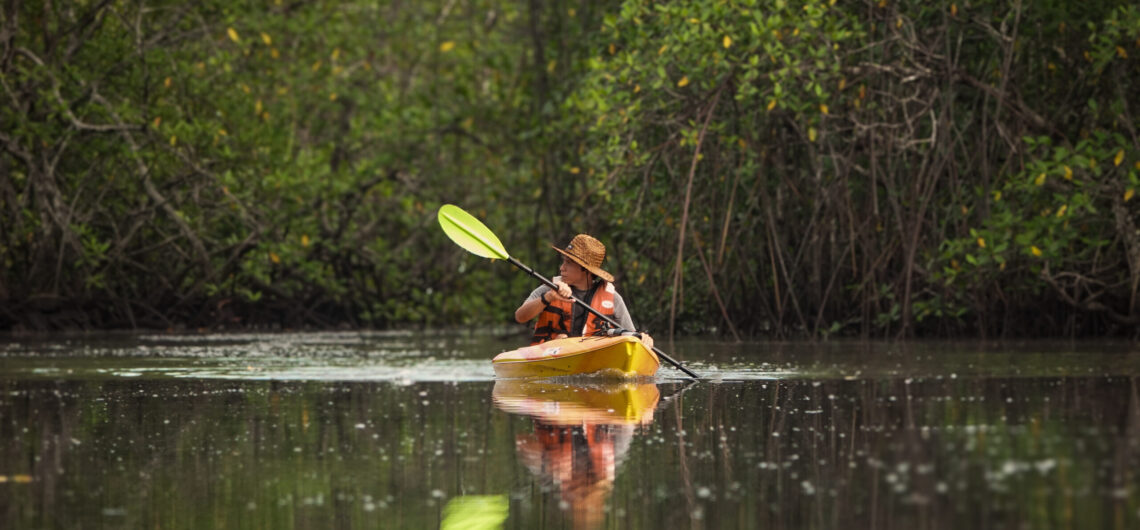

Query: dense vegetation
[[1, 0, 1138, 338]]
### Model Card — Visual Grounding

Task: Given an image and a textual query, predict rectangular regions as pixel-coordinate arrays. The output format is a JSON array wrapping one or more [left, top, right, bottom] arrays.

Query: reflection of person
[[515, 421, 634, 530], [514, 234, 654, 349], [493, 381, 658, 530]]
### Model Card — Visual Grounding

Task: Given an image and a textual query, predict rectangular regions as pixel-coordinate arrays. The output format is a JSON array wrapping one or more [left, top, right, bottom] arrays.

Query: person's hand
[[548, 279, 572, 302], [640, 332, 654, 350]]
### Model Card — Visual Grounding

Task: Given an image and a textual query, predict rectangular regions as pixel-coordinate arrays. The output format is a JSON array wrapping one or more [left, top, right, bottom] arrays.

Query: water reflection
[[493, 381, 660, 529], [3, 334, 1140, 529]]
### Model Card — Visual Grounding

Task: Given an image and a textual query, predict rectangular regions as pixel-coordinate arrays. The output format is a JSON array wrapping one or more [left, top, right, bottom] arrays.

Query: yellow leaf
[[164, 77, 172, 88], [170, 135, 177, 146], [633, 84, 640, 93], [568, 8, 576, 17], [301, 234, 310, 247], [331, 48, 341, 61], [677, 76, 689, 88], [723, 35, 732, 49], [1126, 189, 1135, 202], [1031, 246, 1042, 257], [767, 99, 777, 111], [993, 191, 1002, 201], [261, 32, 272, 45], [658, 45, 667, 56], [1063, 165, 1072, 180], [1114, 149, 1125, 166], [1117, 46, 1128, 59], [878, 0, 887, 8], [1089, 158, 1096, 169], [688, 18, 699, 24], [896, 17, 903, 28], [570, 167, 580, 174], [270, 252, 281, 264], [1135, 161, 1140, 170], [1056, 204, 1067, 217], [227, 27, 240, 43], [838, 78, 846, 91], [808, 127, 817, 142], [738, 138, 746, 150], [547, 60, 556, 73], [820, 104, 829, 115], [440, 41, 455, 53], [1034, 173, 1046, 186], [977, 237, 986, 248], [271, 48, 280, 59], [255, 99, 262, 114], [311, 60, 322, 72], [152, 116, 162, 128], [329, 92, 337, 101], [218, 128, 227, 136], [608, 43, 615, 55], [951, 3, 958, 16], [241, 83, 251, 94]]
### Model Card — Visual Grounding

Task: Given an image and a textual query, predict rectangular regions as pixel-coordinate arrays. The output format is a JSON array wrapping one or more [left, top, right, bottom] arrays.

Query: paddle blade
[[437, 204, 510, 260]]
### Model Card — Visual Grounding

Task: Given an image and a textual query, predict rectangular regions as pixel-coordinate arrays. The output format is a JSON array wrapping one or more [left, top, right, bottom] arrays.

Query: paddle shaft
[[507, 256, 700, 379]]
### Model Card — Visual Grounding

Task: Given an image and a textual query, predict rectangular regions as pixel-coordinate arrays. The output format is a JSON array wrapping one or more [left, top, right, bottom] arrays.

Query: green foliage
[[935, 4, 1140, 333], [2, 0, 1139, 337], [0, 0, 609, 330]]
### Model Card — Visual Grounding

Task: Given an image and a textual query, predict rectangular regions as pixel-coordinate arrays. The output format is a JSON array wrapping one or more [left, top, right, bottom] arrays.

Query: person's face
[[559, 257, 590, 285]]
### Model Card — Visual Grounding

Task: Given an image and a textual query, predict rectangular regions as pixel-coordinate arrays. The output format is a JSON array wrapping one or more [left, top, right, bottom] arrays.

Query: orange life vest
[[531, 281, 617, 345]]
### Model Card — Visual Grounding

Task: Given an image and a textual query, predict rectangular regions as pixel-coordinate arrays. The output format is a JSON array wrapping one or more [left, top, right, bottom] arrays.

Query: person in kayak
[[514, 234, 654, 349]]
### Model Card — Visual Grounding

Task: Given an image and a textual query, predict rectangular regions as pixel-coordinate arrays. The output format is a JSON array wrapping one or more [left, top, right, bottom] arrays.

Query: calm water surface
[[1, 331, 1138, 529]]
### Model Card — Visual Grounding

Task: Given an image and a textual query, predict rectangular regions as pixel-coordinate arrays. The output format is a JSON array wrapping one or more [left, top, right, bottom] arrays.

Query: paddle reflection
[[493, 380, 660, 529]]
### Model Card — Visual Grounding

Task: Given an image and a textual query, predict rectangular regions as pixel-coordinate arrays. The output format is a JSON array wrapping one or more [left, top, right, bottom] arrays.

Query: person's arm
[[612, 293, 654, 350], [611, 293, 635, 331], [515, 287, 551, 323], [514, 280, 572, 323]]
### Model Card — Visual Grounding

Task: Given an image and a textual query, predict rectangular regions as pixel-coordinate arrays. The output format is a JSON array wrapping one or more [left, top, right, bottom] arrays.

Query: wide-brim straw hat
[[552, 234, 614, 283]]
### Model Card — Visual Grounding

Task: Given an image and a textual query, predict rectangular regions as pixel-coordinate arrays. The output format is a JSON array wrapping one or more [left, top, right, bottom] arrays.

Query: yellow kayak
[[491, 335, 660, 379]]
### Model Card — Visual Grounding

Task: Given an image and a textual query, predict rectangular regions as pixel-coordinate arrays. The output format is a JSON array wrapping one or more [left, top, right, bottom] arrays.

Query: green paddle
[[438, 204, 700, 379]]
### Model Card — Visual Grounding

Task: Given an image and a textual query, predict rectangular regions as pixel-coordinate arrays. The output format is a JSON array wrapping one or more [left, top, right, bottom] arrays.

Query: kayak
[[491, 335, 660, 379], [492, 380, 660, 425]]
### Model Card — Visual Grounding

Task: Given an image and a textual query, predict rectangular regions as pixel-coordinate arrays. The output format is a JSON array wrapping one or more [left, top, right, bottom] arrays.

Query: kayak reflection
[[493, 380, 660, 529]]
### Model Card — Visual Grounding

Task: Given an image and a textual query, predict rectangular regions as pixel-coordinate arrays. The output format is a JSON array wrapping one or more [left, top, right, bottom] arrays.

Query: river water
[[1, 331, 1137, 529]]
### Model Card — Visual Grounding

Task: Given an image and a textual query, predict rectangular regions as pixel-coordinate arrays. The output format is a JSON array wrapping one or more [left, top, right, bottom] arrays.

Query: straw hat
[[552, 234, 614, 283]]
